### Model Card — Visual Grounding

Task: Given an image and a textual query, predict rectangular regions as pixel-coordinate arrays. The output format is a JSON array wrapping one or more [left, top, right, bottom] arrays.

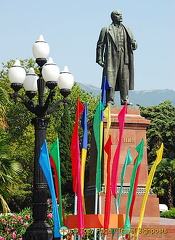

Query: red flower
[[47, 213, 52, 218]]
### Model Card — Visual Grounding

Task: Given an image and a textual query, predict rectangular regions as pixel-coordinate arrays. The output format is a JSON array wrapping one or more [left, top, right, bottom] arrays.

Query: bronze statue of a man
[[96, 10, 137, 105]]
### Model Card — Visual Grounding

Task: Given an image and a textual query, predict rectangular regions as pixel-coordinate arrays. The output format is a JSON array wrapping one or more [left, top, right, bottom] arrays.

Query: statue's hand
[[131, 41, 137, 50], [97, 61, 105, 68]]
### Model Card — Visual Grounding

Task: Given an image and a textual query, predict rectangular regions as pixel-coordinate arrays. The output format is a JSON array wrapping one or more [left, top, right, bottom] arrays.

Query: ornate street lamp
[[8, 35, 74, 240]]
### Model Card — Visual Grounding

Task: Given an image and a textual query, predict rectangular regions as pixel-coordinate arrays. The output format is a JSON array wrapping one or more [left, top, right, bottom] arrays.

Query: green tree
[[152, 159, 175, 209], [140, 101, 175, 208]]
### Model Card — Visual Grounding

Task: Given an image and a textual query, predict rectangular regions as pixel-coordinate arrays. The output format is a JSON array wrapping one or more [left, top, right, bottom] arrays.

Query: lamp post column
[[23, 117, 53, 240], [32, 117, 50, 221]]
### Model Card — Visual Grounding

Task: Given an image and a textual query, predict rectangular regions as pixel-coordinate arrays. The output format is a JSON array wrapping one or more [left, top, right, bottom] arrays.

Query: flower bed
[[0, 208, 32, 239], [0, 203, 53, 240]]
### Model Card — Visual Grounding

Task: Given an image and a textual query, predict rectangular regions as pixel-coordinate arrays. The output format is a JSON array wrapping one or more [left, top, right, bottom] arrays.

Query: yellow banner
[[81, 148, 87, 214], [104, 105, 111, 139], [103, 105, 111, 192], [136, 143, 164, 237]]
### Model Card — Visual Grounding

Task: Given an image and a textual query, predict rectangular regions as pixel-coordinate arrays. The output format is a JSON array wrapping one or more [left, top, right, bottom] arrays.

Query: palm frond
[[0, 194, 11, 213]]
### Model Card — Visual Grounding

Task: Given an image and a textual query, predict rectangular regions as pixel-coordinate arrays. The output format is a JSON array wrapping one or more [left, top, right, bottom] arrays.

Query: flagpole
[[94, 188, 98, 240], [74, 193, 77, 240], [114, 197, 119, 214], [98, 193, 101, 214], [74, 193, 77, 215], [94, 189, 98, 214], [98, 192, 102, 240], [113, 196, 121, 240]]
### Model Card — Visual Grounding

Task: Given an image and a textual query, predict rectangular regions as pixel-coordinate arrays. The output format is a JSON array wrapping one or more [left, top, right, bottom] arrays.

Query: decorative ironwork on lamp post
[[8, 35, 74, 240]]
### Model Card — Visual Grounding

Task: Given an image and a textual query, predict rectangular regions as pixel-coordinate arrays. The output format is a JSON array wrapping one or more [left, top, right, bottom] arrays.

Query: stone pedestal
[[85, 105, 160, 217]]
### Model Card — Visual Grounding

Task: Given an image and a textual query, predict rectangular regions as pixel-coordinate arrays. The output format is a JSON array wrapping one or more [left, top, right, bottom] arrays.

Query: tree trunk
[[167, 177, 174, 209]]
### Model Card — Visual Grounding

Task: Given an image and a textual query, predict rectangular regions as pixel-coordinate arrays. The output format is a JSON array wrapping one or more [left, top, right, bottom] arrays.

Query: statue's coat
[[96, 24, 137, 91]]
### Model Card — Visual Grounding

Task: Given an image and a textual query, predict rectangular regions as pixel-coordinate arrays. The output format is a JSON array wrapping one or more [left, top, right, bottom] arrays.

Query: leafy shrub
[[0, 203, 54, 239], [160, 208, 175, 219], [0, 208, 33, 239]]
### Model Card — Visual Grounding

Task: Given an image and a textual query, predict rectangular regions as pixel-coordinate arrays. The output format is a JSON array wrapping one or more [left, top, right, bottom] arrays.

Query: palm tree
[[0, 86, 23, 212], [0, 132, 23, 212]]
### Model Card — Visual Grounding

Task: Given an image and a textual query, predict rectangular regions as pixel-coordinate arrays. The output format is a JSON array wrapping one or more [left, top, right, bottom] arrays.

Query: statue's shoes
[[121, 102, 133, 105], [127, 102, 133, 105], [107, 101, 115, 105]]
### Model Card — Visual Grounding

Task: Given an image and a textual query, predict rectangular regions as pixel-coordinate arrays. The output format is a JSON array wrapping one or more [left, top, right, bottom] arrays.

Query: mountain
[[78, 83, 101, 95], [77, 83, 175, 107]]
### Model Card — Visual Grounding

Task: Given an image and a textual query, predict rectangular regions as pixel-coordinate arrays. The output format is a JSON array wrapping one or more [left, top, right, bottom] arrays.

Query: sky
[[0, 0, 175, 91]]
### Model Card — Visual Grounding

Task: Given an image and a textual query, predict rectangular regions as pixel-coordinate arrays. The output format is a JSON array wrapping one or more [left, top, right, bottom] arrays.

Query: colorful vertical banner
[[50, 156, 59, 200], [104, 135, 112, 232], [81, 103, 88, 213], [93, 100, 105, 194], [103, 104, 111, 192], [136, 143, 164, 237], [111, 103, 127, 197], [129, 161, 141, 221], [77, 146, 84, 236], [103, 104, 111, 139], [101, 75, 110, 107], [117, 149, 132, 208], [123, 138, 144, 234], [50, 137, 63, 227], [70, 98, 84, 236], [39, 140, 61, 238], [70, 98, 84, 193]]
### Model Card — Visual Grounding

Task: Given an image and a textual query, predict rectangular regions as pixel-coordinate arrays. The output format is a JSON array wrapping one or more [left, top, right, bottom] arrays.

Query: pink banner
[[70, 98, 84, 235], [104, 135, 112, 232], [111, 104, 127, 197]]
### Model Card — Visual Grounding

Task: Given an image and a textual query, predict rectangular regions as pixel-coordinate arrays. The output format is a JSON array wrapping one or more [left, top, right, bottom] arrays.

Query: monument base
[[130, 217, 175, 239], [85, 187, 160, 218]]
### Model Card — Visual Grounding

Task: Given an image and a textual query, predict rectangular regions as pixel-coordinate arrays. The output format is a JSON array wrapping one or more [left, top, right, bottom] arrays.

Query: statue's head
[[111, 10, 123, 24]]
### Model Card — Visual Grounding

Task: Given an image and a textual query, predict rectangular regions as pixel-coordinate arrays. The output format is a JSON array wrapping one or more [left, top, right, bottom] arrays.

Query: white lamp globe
[[58, 66, 74, 90], [42, 57, 60, 82], [32, 35, 50, 59], [23, 68, 38, 91], [8, 60, 26, 84]]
